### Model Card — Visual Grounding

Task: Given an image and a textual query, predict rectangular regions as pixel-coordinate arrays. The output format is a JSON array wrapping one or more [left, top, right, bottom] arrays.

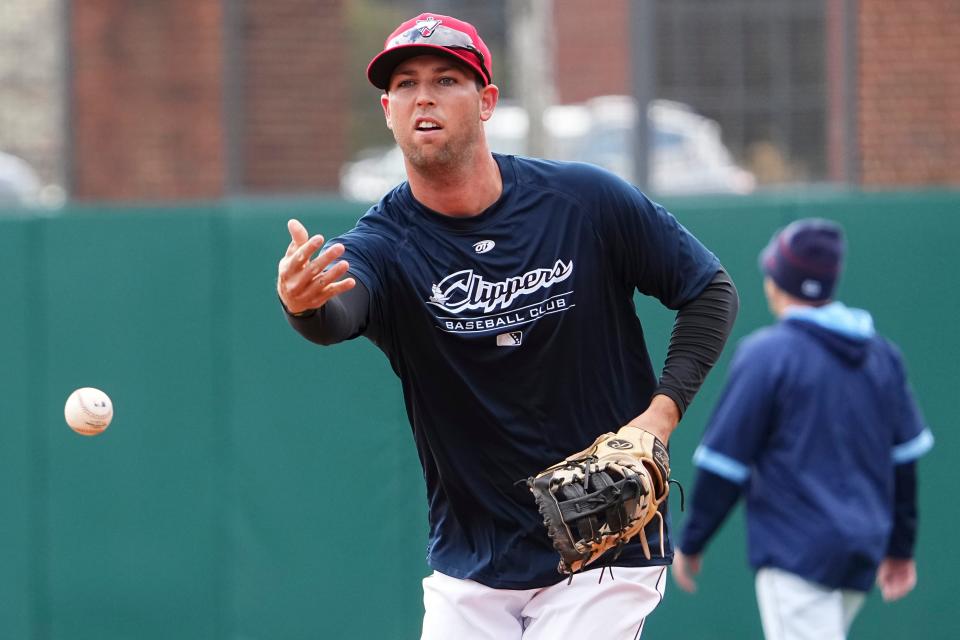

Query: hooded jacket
[[679, 302, 933, 591]]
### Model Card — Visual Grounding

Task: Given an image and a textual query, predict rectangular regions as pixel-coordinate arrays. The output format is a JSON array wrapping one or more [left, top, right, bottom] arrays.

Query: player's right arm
[[278, 218, 370, 346]]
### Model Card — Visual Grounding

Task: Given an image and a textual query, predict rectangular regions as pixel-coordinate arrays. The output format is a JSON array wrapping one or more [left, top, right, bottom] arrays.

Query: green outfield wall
[[0, 190, 956, 639]]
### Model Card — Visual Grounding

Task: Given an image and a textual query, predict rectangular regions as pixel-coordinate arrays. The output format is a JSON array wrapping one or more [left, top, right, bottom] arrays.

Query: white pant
[[421, 566, 667, 640], [755, 567, 866, 640]]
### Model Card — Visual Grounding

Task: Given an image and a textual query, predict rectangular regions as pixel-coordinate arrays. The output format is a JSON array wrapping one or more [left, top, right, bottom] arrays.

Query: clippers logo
[[415, 17, 442, 37], [473, 240, 495, 254], [606, 439, 634, 450], [428, 260, 573, 314]]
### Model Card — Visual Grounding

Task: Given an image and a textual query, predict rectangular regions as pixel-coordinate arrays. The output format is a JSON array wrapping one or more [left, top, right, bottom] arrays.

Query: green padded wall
[[0, 190, 956, 638]]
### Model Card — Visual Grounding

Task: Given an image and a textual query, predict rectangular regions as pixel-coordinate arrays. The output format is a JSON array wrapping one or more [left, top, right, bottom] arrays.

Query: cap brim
[[367, 45, 487, 90]]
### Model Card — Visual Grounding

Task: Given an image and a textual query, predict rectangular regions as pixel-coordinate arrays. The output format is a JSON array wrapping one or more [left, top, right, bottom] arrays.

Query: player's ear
[[381, 93, 393, 130], [479, 84, 499, 122]]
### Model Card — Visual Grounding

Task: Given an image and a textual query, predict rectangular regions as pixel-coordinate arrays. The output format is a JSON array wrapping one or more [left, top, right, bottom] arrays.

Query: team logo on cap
[[416, 17, 442, 37], [801, 279, 823, 298]]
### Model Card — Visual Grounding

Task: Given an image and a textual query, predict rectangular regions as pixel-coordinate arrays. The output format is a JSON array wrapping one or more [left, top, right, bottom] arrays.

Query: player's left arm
[[672, 467, 743, 592], [877, 461, 919, 601], [583, 170, 739, 441], [624, 269, 739, 443], [672, 336, 781, 592], [878, 347, 934, 601]]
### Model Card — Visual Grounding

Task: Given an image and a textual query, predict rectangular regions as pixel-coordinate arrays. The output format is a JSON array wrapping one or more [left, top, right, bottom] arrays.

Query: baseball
[[64, 387, 113, 436]]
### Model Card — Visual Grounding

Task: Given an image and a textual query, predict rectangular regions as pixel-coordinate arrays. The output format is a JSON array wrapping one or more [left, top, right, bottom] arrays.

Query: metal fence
[[0, 0, 847, 201]]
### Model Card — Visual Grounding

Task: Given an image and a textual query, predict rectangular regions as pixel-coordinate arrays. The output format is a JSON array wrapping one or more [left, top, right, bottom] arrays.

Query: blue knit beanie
[[759, 218, 845, 302]]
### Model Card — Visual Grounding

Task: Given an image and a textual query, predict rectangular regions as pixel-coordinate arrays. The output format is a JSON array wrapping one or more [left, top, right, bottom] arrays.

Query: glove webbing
[[557, 477, 642, 530], [553, 457, 666, 561]]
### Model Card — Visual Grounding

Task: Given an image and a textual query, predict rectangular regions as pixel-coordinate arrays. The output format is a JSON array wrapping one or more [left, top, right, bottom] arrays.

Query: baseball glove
[[527, 426, 671, 575]]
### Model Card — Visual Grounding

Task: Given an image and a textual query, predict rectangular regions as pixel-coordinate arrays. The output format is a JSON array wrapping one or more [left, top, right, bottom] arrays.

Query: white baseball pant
[[755, 567, 866, 640], [421, 565, 667, 640]]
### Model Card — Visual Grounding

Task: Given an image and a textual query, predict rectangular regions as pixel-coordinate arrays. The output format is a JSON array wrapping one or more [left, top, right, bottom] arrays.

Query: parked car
[[581, 96, 756, 195], [339, 97, 755, 202], [0, 150, 43, 206]]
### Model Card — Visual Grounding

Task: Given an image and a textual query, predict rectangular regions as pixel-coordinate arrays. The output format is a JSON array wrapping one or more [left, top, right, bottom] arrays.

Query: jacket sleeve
[[888, 346, 934, 464], [885, 345, 933, 558], [678, 468, 742, 555], [694, 334, 781, 482], [678, 334, 781, 553]]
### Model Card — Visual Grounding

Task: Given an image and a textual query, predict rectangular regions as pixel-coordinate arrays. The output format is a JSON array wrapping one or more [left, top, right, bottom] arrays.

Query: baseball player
[[672, 219, 934, 640], [277, 13, 738, 638]]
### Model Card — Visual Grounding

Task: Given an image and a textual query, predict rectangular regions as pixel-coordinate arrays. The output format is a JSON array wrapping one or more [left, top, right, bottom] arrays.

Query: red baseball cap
[[366, 13, 493, 90]]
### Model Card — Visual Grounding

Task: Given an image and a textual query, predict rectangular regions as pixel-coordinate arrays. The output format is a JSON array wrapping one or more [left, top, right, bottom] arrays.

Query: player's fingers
[[876, 566, 890, 599], [284, 219, 310, 258], [306, 242, 346, 273], [311, 256, 350, 285], [295, 252, 348, 285], [320, 276, 357, 301], [283, 237, 299, 259], [280, 258, 326, 299], [288, 218, 309, 245], [301, 260, 350, 299], [288, 244, 345, 290], [278, 238, 326, 299], [290, 234, 325, 268], [888, 571, 915, 601], [288, 252, 344, 288], [673, 553, 699, 592], [880, 580, 902, 602], [302, 276, 356, 309], [876, 560, 915, 602], [671, 564, 695, 592]]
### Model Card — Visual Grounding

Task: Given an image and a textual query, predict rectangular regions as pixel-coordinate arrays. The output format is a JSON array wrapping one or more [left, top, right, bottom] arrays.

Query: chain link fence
[[0, 0, 837, 202]]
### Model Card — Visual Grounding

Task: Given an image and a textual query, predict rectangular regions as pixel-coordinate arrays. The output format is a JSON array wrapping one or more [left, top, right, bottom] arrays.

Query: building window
[[656, 0, 832, 186]]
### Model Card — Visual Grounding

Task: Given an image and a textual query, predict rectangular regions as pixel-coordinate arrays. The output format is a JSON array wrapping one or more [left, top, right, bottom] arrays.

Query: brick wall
[[859, 0, 960, 185], [71, 0, 346, 201], [68, 1, 959, 198], [553, 0, 630, 104], [242, 0, 346, 192], [72, 0, 226, 200]]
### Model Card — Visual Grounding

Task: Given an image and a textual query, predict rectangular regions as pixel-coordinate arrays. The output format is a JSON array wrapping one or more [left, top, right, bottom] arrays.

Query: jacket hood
[[783, 301, 875, 365]]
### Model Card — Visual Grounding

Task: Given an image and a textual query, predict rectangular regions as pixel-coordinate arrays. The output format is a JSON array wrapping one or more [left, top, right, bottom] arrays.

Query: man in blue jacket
[[673, 218, 933, 639]]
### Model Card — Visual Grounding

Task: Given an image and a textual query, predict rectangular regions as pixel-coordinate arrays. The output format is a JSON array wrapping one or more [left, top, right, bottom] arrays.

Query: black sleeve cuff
[[678, 468, 743, 555], [887, 462, 918, 558], [279, 297, 317, 318]]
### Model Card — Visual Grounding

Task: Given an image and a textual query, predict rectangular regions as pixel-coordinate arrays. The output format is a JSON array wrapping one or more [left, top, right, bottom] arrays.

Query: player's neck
[[406, 149, 502, 218]]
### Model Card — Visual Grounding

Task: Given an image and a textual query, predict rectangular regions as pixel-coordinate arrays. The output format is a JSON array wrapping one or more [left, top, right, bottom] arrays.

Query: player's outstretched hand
[[672, 550, 701, 593], [277, 218, 356, 314], [876, 557, 917, 602]]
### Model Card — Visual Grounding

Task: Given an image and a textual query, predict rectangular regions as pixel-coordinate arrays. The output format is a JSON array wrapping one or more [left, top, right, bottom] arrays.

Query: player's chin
[[407, 144, 457, 169]]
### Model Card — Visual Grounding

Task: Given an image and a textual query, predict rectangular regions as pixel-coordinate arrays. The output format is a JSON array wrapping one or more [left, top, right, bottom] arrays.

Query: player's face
[[381, 55, 497, 171], [763, 276, 790, 317]]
